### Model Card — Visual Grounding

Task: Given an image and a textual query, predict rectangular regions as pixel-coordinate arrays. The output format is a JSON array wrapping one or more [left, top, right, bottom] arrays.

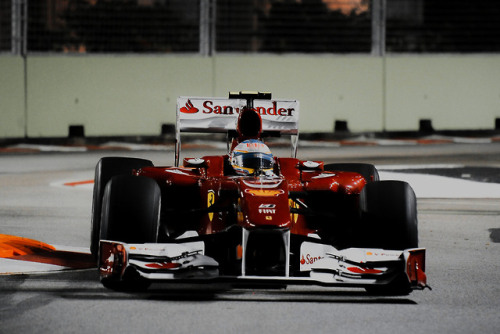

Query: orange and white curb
[[0, 234, 95, 275]]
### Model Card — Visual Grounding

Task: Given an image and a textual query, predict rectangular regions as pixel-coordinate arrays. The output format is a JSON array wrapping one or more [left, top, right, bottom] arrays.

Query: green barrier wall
[[0, 56, 25, 138], [1, 55, 499, 138], [386, 56, 500, 131]]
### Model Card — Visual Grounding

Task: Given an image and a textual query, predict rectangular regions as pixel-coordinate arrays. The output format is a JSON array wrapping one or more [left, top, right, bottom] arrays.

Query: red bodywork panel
[[136, 155, 367, 237], [237, 177, 291, 229]]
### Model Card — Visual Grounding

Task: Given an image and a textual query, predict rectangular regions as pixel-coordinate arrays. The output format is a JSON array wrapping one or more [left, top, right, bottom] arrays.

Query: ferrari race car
[[91, 91, 429, 295]]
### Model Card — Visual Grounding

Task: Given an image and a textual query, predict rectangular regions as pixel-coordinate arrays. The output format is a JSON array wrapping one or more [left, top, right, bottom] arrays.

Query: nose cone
[[237, 178, 291, 229]]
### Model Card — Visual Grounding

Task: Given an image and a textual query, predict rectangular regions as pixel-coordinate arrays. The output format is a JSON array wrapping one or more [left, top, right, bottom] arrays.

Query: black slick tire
[[99, 175, 161, 291], [100, 175, 160, 244], [90, 157, 153, 258], [358, 180, 418, 295], [359, 180, 418, 250]]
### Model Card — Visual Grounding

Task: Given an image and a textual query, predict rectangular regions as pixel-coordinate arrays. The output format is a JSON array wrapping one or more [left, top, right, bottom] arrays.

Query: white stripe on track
[[379, 171, 500, 198]]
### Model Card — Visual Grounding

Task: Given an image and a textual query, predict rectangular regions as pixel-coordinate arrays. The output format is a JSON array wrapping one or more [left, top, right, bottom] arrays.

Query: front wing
[[98, 235, 428, 290]]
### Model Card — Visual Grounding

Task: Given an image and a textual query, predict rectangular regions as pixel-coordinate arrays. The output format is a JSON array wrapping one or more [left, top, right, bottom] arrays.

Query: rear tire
[[90, 157, 153, 257], [324, 163, 379, 182]]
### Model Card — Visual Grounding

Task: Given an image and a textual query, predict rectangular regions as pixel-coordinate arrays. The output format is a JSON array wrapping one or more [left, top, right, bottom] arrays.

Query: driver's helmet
[[231, 139, 274, 176]]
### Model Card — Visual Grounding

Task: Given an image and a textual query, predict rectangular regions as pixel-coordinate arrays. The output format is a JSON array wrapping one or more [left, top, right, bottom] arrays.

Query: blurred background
[[1, 0, 500, 139]]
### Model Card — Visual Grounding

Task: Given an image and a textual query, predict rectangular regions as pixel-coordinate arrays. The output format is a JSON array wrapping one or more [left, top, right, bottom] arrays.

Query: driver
[[231, 139, 274, 176]]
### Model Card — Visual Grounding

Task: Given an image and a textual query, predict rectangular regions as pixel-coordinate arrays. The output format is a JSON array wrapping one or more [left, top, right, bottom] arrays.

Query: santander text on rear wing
[[175, 92, 300, 165], [176, 96, 299, 134]]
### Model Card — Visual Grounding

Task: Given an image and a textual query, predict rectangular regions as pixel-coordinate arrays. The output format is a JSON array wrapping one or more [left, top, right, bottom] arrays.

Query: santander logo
[[180, 99, 295, 117], [180, 99, 199, 114], [300, 254, 323, 265]]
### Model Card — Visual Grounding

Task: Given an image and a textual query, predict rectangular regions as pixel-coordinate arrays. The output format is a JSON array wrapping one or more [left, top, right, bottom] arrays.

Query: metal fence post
[[199, 0, 216, 56], [371, 0, 386, 57], [11, 0, 20, 54], [10, 0, 27, 55], [371, 0, 387, 131]]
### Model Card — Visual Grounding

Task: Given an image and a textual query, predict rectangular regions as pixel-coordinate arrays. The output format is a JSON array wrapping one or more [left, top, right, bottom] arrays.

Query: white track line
[[379, 171, 500, 198]]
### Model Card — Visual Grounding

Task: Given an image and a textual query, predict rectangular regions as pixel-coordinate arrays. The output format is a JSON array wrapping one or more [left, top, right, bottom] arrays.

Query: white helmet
[[231, 139, 273, 176]]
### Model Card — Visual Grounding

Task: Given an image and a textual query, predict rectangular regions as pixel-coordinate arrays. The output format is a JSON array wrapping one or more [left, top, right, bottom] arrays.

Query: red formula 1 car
[[91, 91, 428, 294]]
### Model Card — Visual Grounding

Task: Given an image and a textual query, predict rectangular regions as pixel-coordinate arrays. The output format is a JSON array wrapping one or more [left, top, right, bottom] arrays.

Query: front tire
[[359, 180, 418, 250], [358, 180, 418, 295], [100, 175, 161, 244], [99, 175, 161, 291], [90, 157, 153, 257]]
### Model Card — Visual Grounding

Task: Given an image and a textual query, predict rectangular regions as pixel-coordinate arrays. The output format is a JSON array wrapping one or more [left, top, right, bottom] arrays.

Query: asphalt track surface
[[1, 142, 500, 334]]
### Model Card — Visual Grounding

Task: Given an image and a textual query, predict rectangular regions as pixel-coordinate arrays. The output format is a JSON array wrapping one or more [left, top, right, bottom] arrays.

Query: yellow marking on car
[[207, 190, 215, 221], [245, 189, 283, 196]]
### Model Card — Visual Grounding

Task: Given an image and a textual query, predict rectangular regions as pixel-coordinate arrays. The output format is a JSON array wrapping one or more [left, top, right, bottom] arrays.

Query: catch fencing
[[2, 0, 499, 55]]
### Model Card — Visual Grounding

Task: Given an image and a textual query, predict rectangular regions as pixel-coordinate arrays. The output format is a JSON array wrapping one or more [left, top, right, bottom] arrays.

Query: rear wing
[[175, 92, 300, 166]]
